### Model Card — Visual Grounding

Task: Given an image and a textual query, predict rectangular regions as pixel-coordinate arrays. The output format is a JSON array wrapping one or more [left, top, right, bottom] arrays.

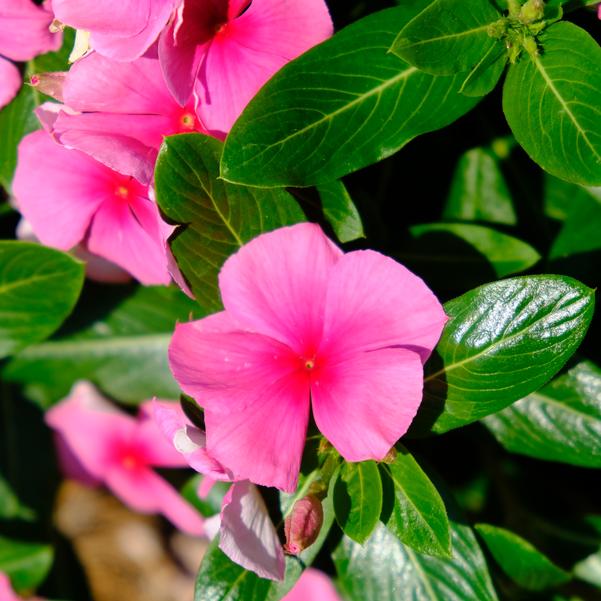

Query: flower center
[[115, 185, 130, 200], [304, 359, 315, 370], [121, 451, 142, 470], [180, 112, 196, 130]]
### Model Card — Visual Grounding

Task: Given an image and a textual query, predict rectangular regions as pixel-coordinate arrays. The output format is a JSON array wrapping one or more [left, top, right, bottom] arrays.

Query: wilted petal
[[219, 480, 285, 581], [0, 57, 21, 110]]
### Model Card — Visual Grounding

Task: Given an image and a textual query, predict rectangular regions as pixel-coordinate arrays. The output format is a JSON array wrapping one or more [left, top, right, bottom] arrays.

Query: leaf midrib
[[396, 23, 493, 49], [521, 391, 601, 426], [0, 269, 76, 296]]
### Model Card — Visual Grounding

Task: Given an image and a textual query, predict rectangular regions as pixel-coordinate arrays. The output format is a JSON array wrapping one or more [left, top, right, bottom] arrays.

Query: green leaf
[[381, 445, 451, 558], [443, 147, 516, 225], [334, 461, 382, 544], [503, 22, 601, 186], [391, 0, 503, 75], [221, 6, 479, 188], [31, 27, 75, 73], [0, 242, 84, 359], [459, 44, 508, 97], [412, 275, 595, 435], [155, 133, 305, 312], [0, 537, 53, 593], [484, 361, 601, 468], [0, 474, 35, 521], [181, 476, 230, 518], [3, 285, 201, 407], [316, 180, 365, 243], [333, 520, 498, 601], [410, 223, 540, 277], [475, 524, 571, 591], [543, 174, 598, 221]]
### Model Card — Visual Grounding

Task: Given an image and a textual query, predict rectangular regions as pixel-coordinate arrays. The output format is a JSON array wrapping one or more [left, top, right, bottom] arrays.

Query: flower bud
[[283, 494, 324, 555]]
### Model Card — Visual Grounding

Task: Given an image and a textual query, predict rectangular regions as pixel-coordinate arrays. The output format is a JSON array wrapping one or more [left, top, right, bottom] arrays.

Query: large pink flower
[[13, 130, 171, 285], [169, 223, 447, 492], [0, 0, 61, 109], [159, 0, 334, 134], [42, 53, 205, 184], [45, 382, 204, 535]]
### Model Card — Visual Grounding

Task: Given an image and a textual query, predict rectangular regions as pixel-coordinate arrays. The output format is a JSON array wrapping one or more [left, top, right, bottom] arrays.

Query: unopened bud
[[519, 0, 544, 23], [30, 72, 66, 102], [283, 494, 323, 555]]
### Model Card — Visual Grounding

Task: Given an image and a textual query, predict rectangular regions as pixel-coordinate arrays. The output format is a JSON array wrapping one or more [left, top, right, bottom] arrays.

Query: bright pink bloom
[[158, 0, 333, 134], [13, 130, 171, 285], [0, 0, 61, 108], [153, 402, 285, 580], [283, 569, 342, 601], [45, 382, 204, 535], [44, 53, 204, 184], [52, 0, 176, 62], [170, 223, 447, 492]]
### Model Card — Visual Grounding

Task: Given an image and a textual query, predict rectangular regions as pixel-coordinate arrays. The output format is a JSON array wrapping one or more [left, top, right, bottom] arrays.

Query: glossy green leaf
[[410, 223, 540, 277], [381, 446, 451, 558], [155, 133, 304, 312], [459, 44, 507, 97], [443, 147, 516, 225], [484, 361, 601, 468], [334, 461, 382, 544], [475, 524, 571, 591], [3, 285, 201, 407], [334, 520, 498, 601], [0, 537, 53, 593], [30, 27, 75, 74], [412, 275, 595, 435], [316, 180, 365, 243], [503, 22, 601, 186], [0, 474, 34, 521], [391, 0, 503, 75], [0, 242, 84, 359], [221, 5, 479, 188]]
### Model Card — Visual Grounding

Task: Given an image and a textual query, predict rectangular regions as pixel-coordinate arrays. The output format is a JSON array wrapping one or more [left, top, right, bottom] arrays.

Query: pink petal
[[196, 0, 333, 133], [218, 223, 341, 353], [87, 193, 171, 285], [219, 480, 285, 581], [13, 131, 111, 250], [0, 0, 61, 61], [105, 465, 205, 535], [152, 400, 231, 479], [322, 250, 447, 363], [0, 573, 20, 601], [311, 348, 424, 461], [0, 57, 21, 110], [73, 245, 132, 283], [282, 569, 342, 601]]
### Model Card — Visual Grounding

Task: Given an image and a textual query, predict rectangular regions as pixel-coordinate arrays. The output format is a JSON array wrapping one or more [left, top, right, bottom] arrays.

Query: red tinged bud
[[284, 494, 324, 555]]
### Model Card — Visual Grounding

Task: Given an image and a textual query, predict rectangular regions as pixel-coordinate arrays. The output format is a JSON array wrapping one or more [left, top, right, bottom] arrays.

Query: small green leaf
[[410, 223, 540, 277], [221, 6, 479, 188], [459, 44, 507, 97], [316, 180, 365, 243], [484, 361, 601, 468], [0, 537, 53, 593], [391, 0, 503, 75], [334, 461, 382, 544], [0, 242, 84, 359], [444, 147, 516, 225], [30, 27, 75, 73], [0, 474, 35, 522], [412, 275, 595, 435], [503, 22, 601, 186], [381, 446, 451, 558], [475, 524, 571, 591], [155, 133, 305, 312]]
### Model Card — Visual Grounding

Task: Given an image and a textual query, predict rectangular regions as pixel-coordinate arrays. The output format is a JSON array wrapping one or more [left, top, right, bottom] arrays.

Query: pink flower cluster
[[9, 0, 333, 282]]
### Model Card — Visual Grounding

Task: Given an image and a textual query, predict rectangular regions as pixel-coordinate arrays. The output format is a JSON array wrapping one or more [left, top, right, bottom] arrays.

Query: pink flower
[[158, 0, 334, 134], [154, 402, 286, 580], [284, 495, 324, 555], [0, 0, 61, 108], [282, 569, 342, 601], [52, 0, 176, 62], [13, 130, 171, 285], [45, 382, 204, 535], [39, 53, 205, 184], [169, 223, 447, 492]]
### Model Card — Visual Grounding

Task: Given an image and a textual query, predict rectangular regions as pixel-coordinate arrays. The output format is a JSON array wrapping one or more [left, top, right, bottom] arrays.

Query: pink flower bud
[[284, 495, 324, 555], [30, 72, 66, 102]]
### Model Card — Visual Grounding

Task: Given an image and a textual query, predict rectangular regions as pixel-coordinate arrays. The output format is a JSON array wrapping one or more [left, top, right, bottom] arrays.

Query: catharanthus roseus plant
[[0, 0, 599, 600]]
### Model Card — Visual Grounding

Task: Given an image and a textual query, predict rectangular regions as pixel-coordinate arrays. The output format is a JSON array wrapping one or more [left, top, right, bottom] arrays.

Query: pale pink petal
[[34, 101, 72, 133], [0, 573, 20, 601], [87, 195, 171, 285], [219, 480, 285, 581], [105, 466, 204, 535], [322, 250, 447, 363], [218, 223, 341, 353], [74, 245, 132, 283], [152, 400, 231, 479], [203, 371, 310, 492], [196, 0, 333, 133], [0, 57, 21, 110], [53, 433, 102, 486], [311, 348, 424, 461], [0, 0, 61, 61], [198, 476, 217, 498], [283, 569, 342, 601], [13, 131, 111, 250]]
